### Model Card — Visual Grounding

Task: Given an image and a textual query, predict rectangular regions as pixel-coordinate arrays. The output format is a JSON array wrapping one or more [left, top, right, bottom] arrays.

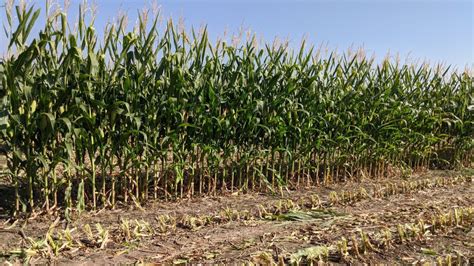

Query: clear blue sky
[[1, 0, 473, 68]]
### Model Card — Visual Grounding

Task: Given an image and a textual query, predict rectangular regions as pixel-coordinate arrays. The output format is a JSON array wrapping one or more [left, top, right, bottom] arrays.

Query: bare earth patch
[[0, 169, 473, 264]]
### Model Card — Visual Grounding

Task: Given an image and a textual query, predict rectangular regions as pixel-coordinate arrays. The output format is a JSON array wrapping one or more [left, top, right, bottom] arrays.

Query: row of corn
[[0, 3, 472, 213]]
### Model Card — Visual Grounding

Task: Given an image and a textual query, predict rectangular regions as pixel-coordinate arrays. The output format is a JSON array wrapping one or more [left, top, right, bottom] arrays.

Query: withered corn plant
[[0, 3, 472, 214]]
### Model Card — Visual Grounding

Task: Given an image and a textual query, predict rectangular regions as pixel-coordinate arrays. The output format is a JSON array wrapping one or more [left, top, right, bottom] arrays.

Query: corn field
[[0, 4, 472, 214]]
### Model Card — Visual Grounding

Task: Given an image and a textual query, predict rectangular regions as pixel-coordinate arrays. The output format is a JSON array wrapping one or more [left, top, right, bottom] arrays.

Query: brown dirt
[[0, 169, 473, 265]]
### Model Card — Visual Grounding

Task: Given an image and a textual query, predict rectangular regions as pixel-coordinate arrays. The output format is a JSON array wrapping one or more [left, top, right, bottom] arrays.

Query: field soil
[[0, 169, 473, 265]]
